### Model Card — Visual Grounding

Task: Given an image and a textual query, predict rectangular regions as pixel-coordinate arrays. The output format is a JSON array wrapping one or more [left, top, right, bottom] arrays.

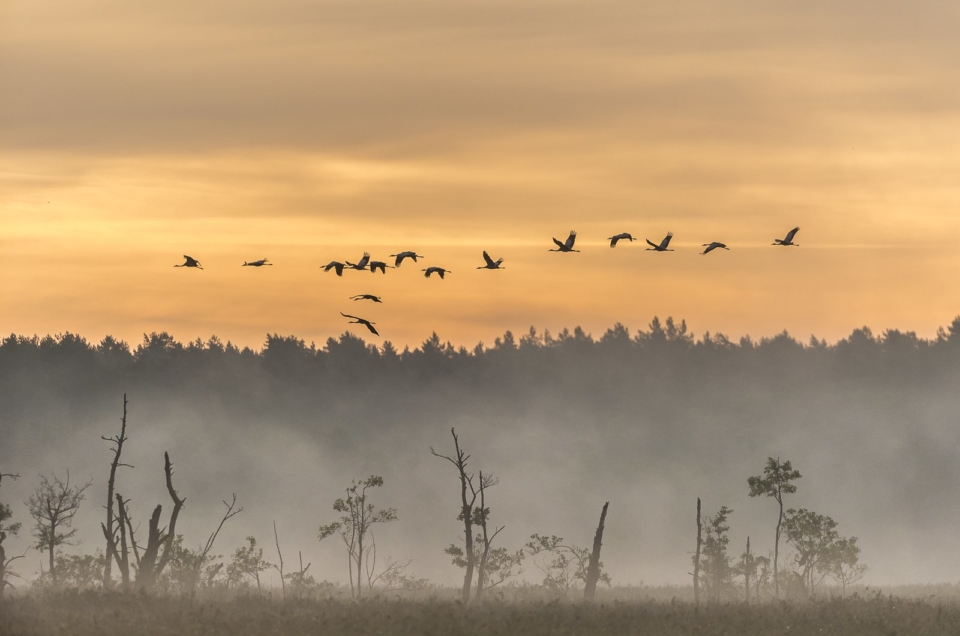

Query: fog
[[2, 317, 960, 588]]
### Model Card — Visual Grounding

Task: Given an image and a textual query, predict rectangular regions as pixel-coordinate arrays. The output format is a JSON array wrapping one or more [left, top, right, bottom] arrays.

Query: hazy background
[[1, 322, 959, 587]]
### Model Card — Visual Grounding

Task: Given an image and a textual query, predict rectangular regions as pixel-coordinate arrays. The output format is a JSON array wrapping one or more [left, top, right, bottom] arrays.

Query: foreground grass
[[3, 593, 960, 636]]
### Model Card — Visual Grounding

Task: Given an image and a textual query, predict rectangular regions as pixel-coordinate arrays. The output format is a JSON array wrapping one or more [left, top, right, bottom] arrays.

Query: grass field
[[3, 592, 960, 635]]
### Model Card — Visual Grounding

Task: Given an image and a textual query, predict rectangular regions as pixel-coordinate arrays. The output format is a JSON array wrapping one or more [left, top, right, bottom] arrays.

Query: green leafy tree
[[226, 536, 273, 594], [747, 457, 801, 598], [318, 475, 398, 598], [526, 534, 610, 596], [783, 508, 835, 595], [25, 472, 92, 586], [1, 501, 24, 600], [34, 552, 105, 590], [696, 506, 735, 602], [825, 536, 867, 597]]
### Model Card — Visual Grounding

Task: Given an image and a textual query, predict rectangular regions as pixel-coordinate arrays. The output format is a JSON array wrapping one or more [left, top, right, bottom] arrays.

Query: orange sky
[[3, 0, 960, 349]]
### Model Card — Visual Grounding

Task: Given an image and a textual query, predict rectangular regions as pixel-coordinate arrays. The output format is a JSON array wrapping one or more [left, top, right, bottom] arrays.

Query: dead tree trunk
[[101, 394, 132, 589], [430, 428, 478, 604], [583, 501, 609, 602], [134, 452, 184, 592], [744, 536, 751, 604], [693, 497, 702, 605], [115, 494, 132, 586]]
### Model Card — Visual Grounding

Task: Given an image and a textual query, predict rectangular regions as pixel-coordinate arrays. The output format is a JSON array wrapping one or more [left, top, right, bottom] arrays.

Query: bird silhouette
[[174, 255, 203, 270], [608, 233, 635, 248], [701, 242, 729, 255], [350, 294, 383, 303], [369, 261, 394, 274], [550, 230, 580, 253], [322, 261, 346, 276], [422, 267, 450, 279], [341, 312, 379, 336], [773, 227, 800, 246], [477, 250, 505, 269], [242, 258, 272, 267], [345, 252, 371, 271], [390, 251, 424, 267], [646, 232, 674, 252]]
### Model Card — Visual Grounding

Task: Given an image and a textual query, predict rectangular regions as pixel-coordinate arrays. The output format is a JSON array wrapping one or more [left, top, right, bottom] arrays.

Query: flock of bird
[[173, 227, 802, 337]]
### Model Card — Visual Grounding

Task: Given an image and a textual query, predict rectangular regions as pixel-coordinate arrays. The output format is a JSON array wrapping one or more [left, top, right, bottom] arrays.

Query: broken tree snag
[[101, 393, 132, 589], [134, 451, 185, 592], [693, 497, 702, 605], [583, 501, 609, 602]]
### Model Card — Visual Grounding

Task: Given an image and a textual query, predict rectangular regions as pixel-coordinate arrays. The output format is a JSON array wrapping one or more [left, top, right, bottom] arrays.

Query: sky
[[4, 0, 960, 349]]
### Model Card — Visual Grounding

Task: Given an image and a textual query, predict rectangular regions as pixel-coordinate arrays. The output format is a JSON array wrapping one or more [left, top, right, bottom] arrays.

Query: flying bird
[[242, 258, 272, 267], [549, 230, 580, 253], [350, 294, 383, 303], [345, 252, 371, 271], [477, 251, 505, 269], [369, 260, 394, 274], [322, 261, 346, 276], [390, 251, 424, 267], [174, 255, 203, 269], [422, 267, 450, 279], [773, 227, 800, 246], [341, 312, 379, 336], [608, 233, 635, 248], [646, 232, 674, 252], [701, 242, 729, 255]]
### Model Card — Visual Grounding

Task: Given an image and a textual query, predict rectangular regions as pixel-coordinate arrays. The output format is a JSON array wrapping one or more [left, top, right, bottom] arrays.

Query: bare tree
[[583, 501, 609, 602], [0, 472, 19, 487], [274, 521, 285, 598], [693, 497, 702, 605], [25, 472, 91, 586], [318, 475, 398, 598], [430, 428, 479, 603], [101, 394, 132, 589]]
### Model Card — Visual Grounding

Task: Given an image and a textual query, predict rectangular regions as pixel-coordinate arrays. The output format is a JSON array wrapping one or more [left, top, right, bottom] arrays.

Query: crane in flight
[[345, 252, 371, 271], [369, 260, 394, 274], [322, 261, 346, 276], [242, 258, 272, 267], [646, 232, 674, 252], [350, 294, 383, 303], [549, 230, 580, 252], [174, 255, 203, 270], [477, 251, 505, 269], [341, 312, 379, 336], [701, 242, 729, 255], [390, 251, 424, 267], [608, 233, 635, 248], [773, 227, 800, 246], [422, 267, 450, 279]]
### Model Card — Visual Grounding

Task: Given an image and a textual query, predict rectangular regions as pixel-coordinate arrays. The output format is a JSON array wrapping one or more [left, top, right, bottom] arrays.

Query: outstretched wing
[[702, 243, 716, 254], [645, 238, 659, 248], [785, 227, 800, 243], [365, 322, 380, 336], [565, 230, 577, 250], [483, 250, 495, 267], [356, 252, 370, 268], [437, 269, 446, 279], [340, 312, 360, 321], [660, 232, 673, 249], [393, 253, 406, 267], [552, 237, 564, 249]]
